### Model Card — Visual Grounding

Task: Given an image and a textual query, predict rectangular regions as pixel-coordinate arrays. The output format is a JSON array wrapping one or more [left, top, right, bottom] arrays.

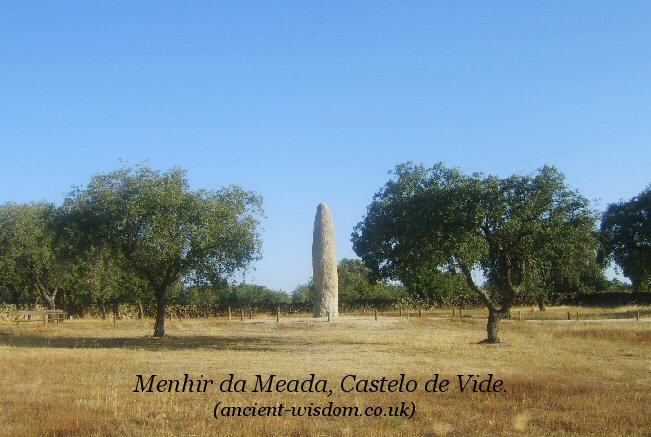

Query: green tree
[[394, 260, 472, 305], [601, 186, 651, 291], [0, 202, 72, 312], [352, 163, 598, 343], [57, 202, 152, 317], [291, 280, 315, 305], [291, 261, 408, 308], [74, 247, 151, 318], [524, 249, 607, 310], [337, 258, 375, 303], [337, 258, 408, 305], [174, 281, 230, 306], [225, 283, 291, 306], [64, 165, 264, 336]]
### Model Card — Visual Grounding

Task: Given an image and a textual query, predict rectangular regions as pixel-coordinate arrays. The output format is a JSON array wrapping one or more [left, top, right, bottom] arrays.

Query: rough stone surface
[[312, 203, 338, 317]]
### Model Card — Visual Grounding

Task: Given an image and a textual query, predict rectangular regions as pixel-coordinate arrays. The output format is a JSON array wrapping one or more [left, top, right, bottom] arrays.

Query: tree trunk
[[40, 290, 56, 321], [537, 295, 547, 311], [43, 294, 55, 309], [33, 280, 57, 322], [100, 305, 107, 320], [460, 264, 503, 343], [486, 308, 502, 343], [112, 303, 120, 320], [137, 300, 144, 319], [153, 291, 166, 337]]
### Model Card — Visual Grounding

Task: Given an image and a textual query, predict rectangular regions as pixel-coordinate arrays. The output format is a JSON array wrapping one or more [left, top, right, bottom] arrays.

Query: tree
[[174, 283, 225, 306], [393, 260, 472, 306], [56, 207, 150, 317], [224, 283, 291, 307], [291, 261, 409, 308], [601, 186, 651, 291], [337, 258, 375, 303], [291, 280, 315, 305], [352, 163, 598, 343], [337, 258, 408, 305], [524, 248, 607, 310], [71, 246, 151, 318], [0, 202, 72, 313], [64, 165, 263, 336]]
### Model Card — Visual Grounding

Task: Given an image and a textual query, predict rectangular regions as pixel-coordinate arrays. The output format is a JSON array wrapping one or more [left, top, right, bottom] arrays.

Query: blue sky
[[1, 2, 650, 291]]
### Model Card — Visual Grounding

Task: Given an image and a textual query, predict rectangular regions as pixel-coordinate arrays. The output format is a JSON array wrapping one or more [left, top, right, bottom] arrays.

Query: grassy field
[[1, 306, 650, 436]]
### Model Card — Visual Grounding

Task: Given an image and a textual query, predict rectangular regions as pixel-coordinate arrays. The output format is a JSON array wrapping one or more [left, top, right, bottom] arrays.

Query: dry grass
[[1, 307, 650, 436]]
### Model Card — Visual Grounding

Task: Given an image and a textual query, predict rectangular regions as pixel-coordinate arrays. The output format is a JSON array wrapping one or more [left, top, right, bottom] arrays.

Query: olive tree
[[64, 165, 263, 336], [352, 163, 598, 343]]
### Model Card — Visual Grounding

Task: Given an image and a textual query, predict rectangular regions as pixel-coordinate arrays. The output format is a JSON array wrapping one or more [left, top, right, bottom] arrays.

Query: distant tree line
[[1, 162, 649, 341], [290, 258, 409, 309]]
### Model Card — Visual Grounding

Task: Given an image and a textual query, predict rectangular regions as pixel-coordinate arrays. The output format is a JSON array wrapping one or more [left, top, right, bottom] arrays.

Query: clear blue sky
[[1, 2, 650, 292]]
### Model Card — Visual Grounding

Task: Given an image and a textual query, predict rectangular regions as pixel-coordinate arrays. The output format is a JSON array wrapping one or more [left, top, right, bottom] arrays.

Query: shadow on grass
[[0, 332, 285, 352]]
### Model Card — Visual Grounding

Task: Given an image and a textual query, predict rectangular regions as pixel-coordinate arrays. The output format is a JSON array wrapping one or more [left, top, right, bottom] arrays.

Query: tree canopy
[[352, 162, 599, 342], [337, 258, 407, 305], [601, 185, 651, 291], [0, 202, 72, 310], [63, 164, 264, 336]]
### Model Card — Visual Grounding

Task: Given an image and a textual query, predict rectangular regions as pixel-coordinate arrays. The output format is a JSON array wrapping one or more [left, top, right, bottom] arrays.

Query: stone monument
[[312, 203, 338, 318]]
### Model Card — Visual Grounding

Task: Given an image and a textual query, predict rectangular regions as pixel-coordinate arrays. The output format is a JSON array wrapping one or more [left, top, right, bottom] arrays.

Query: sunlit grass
[[1, 307, 649, 436]]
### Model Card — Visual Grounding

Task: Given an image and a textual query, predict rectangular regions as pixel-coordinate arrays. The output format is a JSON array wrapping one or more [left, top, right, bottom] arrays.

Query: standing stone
[[312, 203, 338, 318]]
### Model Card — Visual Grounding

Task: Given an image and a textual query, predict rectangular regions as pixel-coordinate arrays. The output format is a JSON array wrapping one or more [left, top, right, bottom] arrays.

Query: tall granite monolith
[[312, 203, 338, 318]]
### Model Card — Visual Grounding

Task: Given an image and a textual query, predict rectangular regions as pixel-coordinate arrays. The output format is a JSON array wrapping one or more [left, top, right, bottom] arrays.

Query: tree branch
[[459, 263, 497, 312]]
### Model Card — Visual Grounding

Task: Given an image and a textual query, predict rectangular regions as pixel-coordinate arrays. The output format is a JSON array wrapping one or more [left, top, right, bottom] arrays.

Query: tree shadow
[[0, 332, 285, 352], [476, 339, 508, 345]]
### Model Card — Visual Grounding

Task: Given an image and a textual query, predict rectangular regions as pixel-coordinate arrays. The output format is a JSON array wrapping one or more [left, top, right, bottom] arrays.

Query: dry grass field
[[1, 306, 650, 436]]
